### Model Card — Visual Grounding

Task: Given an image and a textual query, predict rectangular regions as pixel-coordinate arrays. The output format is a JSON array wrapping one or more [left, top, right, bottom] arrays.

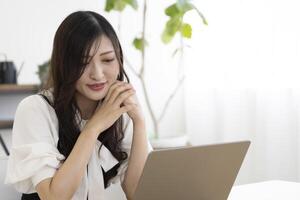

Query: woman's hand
[[122, 84, 144, 123], [83, 81, 136, 135]]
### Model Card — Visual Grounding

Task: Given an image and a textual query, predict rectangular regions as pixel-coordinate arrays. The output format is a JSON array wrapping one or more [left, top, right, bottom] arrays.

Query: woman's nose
[[89, 64, 105, 80]]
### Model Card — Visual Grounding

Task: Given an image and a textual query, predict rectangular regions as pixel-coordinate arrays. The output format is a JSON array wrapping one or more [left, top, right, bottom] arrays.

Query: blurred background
[[1, 0, 300, 199]]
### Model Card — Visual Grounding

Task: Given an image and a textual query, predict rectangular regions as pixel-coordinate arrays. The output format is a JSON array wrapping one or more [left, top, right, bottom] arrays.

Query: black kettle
[[0, 54, 17, 84]]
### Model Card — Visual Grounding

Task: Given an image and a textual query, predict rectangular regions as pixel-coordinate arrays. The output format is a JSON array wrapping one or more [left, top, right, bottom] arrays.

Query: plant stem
[[157, 36, 186, 124], [139, 0, 159, 138], [158, 76, 185, 123], [140, 77, 158, 137]]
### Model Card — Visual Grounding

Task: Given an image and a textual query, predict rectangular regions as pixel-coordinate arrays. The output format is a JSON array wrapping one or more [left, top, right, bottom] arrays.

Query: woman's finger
[[108, 83, 132, 104], [118, 104, 135, 115], [103, 81, 124, 103], [114, 88, 135, 106]]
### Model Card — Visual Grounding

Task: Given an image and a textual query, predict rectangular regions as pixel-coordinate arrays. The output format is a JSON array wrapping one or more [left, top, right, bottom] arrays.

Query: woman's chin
[[84, 90, 106, 101], [86, 94, 104, 101]]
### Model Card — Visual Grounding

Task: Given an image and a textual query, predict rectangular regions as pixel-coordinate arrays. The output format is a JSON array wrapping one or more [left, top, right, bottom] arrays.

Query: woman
[[5, 11, 152, 200]]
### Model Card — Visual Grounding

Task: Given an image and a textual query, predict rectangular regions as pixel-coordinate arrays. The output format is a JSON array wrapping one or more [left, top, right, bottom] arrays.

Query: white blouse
[[5, 91, 152, 200]]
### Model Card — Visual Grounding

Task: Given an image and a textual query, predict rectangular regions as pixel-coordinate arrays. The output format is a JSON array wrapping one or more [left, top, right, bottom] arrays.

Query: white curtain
[[184, 0, 300, 184], [185, 89, 300, 184]]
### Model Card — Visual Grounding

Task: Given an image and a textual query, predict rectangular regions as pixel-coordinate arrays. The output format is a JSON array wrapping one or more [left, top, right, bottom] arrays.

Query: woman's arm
[[121, 119, 149, 200], [36, 129, 98, 200]]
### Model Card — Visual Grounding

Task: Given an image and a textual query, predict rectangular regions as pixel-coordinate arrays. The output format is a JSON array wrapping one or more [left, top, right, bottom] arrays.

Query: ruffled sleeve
[[107, 114, 153, 186], [4, 95, 65, 193]]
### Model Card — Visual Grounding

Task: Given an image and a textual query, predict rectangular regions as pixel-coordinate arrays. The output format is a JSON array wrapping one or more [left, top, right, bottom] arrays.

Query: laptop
[[133, 140, 250, 200]]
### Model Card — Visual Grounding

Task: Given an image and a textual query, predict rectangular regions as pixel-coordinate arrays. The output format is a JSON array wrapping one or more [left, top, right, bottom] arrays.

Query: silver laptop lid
[[133, 141, 250, 200]]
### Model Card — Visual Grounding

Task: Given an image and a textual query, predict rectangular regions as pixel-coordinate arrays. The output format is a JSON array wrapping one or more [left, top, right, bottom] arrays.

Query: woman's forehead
[[89, 35, 115, 56]]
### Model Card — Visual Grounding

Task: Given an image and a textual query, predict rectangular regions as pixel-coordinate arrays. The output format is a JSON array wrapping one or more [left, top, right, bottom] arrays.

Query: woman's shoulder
[[17, 94, 45, 111], [15, 90, 56, 124], [17, 92, 52, 111], [12, 91, 59, 146]]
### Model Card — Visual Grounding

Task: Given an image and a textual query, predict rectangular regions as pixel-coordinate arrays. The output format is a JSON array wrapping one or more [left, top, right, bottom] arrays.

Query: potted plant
[[104, 0, 207, 148], [36, 60, 50, 89]]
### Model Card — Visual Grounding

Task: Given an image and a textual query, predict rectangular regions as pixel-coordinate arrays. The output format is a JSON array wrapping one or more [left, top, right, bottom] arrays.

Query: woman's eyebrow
[[100, 50, 114, 56]]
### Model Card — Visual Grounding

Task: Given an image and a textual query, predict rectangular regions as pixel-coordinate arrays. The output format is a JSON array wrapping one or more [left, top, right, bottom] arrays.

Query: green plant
[[37, 60, 50, 88], [104, 0, 207, 139]]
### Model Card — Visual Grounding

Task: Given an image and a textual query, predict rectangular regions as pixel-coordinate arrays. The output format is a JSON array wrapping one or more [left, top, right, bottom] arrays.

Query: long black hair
[[45, 11, 129, 183]]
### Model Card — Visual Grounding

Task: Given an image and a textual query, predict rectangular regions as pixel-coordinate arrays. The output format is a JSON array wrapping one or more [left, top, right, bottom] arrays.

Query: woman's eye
[[103, 58, 115, 63]]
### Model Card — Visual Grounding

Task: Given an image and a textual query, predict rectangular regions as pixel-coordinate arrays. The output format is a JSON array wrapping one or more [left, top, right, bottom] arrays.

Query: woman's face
[[75, 35, 120, 102]]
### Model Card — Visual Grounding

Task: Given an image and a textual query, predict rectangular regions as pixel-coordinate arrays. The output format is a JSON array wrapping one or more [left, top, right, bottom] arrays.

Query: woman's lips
[[87, 82, 106, 91]]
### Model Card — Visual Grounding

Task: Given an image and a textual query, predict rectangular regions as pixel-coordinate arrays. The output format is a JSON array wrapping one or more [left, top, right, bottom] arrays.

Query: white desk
[[228, 180, 300, 200]]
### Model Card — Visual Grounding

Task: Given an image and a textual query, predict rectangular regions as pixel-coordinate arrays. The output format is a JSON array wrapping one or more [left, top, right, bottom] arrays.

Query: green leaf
[[181, 23, 192, 38], [161, 16, 182, 44], [105, 0, 115, 11], [114, 0, 127, 11], [105, 0, 137, 12], [166, 16, 182, 35], [162, 0, 207, 44], [161, 28, 175, 44], [165, 4, 181, 17], [124, 0, 138, 10], [133, 37, 147, 50]]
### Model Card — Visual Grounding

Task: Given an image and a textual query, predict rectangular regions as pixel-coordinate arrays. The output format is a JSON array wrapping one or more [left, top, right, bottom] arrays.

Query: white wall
[[186, 0, 300, 88]]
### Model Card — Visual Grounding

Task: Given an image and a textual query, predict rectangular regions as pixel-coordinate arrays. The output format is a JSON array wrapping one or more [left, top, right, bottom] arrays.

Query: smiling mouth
[[87, 82, 106, 91]]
